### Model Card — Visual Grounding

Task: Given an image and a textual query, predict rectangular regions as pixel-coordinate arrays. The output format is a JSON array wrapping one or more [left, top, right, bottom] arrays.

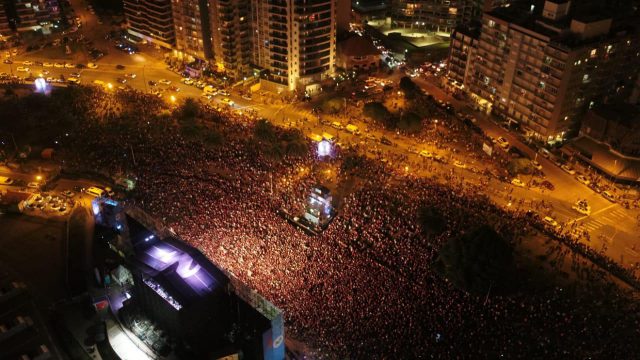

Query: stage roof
[[127, 216, 228, 306]]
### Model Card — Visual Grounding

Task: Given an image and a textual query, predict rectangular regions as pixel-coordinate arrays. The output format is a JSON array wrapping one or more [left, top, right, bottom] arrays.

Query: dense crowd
[[54, 87, 640, 358]]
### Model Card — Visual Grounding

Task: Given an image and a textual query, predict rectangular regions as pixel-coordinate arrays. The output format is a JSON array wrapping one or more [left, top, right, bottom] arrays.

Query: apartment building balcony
[[301, 36, 330, 47], [271, 39, 287, 48], [269, 15, 287, 23], [271, 46, 288, 55], [269, 23, 287, 31], [296, 4, 331, 15], [300, 19, 331, 30], [302, 50, 330, 61], [269, 0, 288, 7], [271, 61, 288, 70], [272, 54, 287, 62], [269, 31, 287, 40], [269, 7, 287, 15], [301, 65, 329, 76]]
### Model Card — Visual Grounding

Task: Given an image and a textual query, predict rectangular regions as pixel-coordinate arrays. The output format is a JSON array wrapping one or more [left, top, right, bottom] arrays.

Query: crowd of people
[[47, 87, 640, 358]]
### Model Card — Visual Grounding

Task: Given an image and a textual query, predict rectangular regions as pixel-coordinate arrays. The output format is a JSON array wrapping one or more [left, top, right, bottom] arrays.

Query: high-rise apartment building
[[14, 0, 42, 31], [122, 0, 338, 89], [123, 0, 175, 48], [447, 22, 480, 88], [210, 0, 252, 79], [391, 0, 512, 34], [391, 0, 476, 33], [172, 0, 213, 61], [0, 3, 11, 40], [452, 0, 640, 143], [252, 0, 337, 93]]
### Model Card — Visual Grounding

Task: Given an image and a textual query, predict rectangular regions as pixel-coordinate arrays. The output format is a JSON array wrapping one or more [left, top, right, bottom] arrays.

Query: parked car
[[453, 160, 466, 169], [511, 178, 525, 187], [531, 160, 542, 170], [575, 174, 590, 185], [602, 190, 616, 203], [588, 182, 603, 193], [543, 216, 560, 228], [561, 164, 576, 175]]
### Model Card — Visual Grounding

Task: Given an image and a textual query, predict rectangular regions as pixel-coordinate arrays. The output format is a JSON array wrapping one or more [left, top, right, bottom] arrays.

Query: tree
[[507, 158, 533, 176], [203, 128, 224, 147], [399, 76, 419, 98], [253, 121, 308, 160], [418, 205, 446, 236], [283, 129, 308, 157], [363, 102, 392, 127], [433, 225, 515, 294], [341, 150, 366, 173], [177, 98, 200, 122], [321, 96, 345, 114], [253, 119, 277, 142], [397, 111, 422, 133]]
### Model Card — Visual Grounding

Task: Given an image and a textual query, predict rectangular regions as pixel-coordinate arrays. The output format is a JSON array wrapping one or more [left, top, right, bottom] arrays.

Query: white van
[[346, 124, 360, 135], [331, 121, 344, 130], [322, 132, 335, 142], [85, 186, 105, 197]]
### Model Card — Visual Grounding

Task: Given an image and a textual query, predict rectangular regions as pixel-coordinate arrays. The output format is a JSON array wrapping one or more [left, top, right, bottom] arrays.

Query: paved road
[[414, 75, 640, 268]]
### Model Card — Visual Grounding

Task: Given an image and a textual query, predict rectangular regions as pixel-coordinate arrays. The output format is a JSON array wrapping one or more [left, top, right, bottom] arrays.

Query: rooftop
[[568, 136, 640, 182], [128, 217, 228, 307], [486, 0, 638, 48], [338, 34, 380, 57], [591, 104, 640, 128], [454, 21, 481, 39]]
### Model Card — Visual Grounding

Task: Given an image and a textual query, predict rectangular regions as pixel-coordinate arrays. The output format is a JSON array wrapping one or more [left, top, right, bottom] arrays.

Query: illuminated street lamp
[[35, 175, 42, 181], [107, 83, 113, 90], [170, 95, 176, 103]]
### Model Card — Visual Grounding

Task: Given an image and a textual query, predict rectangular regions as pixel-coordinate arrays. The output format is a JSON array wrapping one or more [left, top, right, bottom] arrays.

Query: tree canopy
[[363, 102, 392, 127], [253, 120, 308, 160], [399, 76, 419, 98], [418, 205, 446, 236], [397, 111, 422, 133], [321, 96, 345, 114], [433, 225, 515, 294]]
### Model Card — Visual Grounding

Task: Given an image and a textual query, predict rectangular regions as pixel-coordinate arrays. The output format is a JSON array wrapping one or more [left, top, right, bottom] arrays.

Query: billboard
[[227, 273, 285, 360]]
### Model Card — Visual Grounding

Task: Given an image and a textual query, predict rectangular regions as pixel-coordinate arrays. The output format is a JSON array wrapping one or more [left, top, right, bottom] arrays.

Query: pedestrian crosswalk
[[579, 208, 629, 232]]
